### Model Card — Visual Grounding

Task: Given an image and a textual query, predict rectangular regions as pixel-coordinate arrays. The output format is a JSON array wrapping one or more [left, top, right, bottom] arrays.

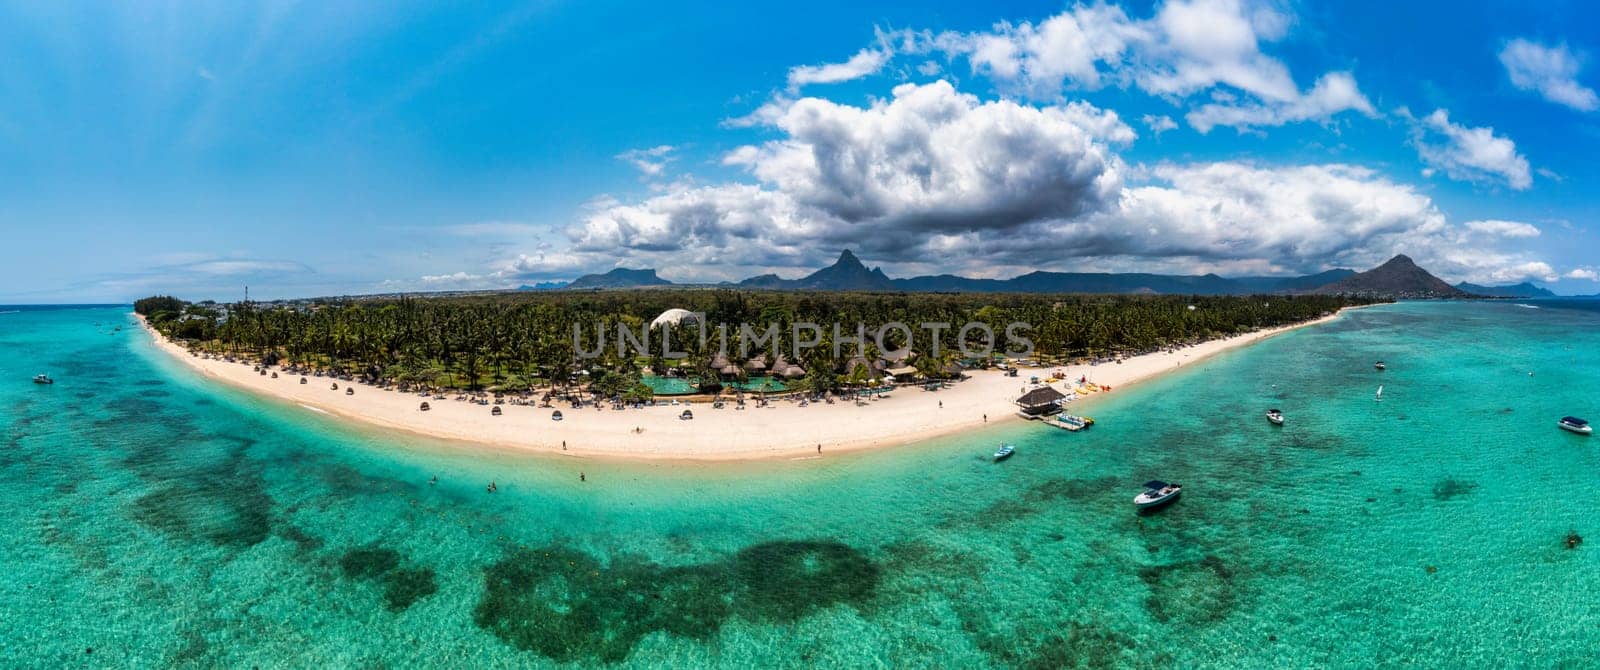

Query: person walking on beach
[[817, 443, 821, 453], [983, 414, 988, 423]]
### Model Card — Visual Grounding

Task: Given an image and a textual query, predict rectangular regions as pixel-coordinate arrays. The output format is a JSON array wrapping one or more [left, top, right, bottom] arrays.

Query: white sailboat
[[1375, 385, 1384, 401]]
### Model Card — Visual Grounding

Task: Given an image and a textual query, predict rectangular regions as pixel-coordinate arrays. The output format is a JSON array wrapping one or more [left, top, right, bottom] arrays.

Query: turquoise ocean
[[2, 301, 1598, 667]]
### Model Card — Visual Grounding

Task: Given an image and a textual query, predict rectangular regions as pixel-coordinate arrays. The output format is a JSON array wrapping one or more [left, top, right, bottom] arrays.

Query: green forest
[[137, 290, 1379, 397]]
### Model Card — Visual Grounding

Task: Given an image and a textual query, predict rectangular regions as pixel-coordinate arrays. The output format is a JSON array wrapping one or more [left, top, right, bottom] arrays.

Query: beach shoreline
[[137, 308, 1358, 462]]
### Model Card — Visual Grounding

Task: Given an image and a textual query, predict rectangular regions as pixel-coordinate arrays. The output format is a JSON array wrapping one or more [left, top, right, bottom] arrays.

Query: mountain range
[[550, 250, 1544, 298], [1452, 281, 1556, 298]]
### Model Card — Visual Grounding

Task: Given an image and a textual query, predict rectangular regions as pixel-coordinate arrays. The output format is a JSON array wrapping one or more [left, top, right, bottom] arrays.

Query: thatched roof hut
[[743, 354, 768, 373], [1014, 386, 1066, 416], [841, 356, 883, 380], [772, 355, 806, 378]]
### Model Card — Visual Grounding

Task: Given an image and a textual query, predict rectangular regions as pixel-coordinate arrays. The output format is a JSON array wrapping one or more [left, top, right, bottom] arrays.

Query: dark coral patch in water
[[338, 545, 438, 612], [340, 547, 403, 578], [474, 546, 730, 663], [383, 568, 438, 611], [1022, 622, 1142, 669], [474, 540, 877, 663], [130, 479, 273, 548], [1138, 555, 1235, 625], [733, 540, 878, 622], [1432, 478, 1478, 501]]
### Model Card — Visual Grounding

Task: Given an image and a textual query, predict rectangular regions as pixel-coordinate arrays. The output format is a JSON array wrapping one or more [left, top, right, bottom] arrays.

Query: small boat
[[1266, 409, 1284, 426], [993, 444, 1015, 461], [1134, 481, 1182, 510], [552, 410, 564, 421], [1375, 361, 1387, 371], [32, 374, 53, 384], [1048, 414, 1095, 431], [1559, 416, 1592, 435], [490, 406, 502, 416], [419, 402, 431, 411], [680, 409, 694, 420]]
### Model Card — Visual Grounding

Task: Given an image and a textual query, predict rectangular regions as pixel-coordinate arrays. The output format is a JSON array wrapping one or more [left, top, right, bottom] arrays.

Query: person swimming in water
[[428, 475, 437, 486]]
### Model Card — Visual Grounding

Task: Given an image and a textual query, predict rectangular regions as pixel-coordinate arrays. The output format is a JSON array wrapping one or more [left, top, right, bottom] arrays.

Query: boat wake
[[299, 404, 329, 415], [1516, 304, 1540, 309]]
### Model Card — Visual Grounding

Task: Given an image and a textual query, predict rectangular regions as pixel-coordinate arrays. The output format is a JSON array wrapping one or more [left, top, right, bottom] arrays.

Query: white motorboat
[[993, 444, 1015, 462], [1266, 409, 1284, 425], [1134, 481, 1182, 510], [32, 374, 53, 384], [1374, 361, 1387, 371], [1559, 416, 1592, 435]]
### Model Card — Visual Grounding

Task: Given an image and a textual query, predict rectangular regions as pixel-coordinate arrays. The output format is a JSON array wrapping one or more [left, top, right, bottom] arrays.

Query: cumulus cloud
[[1499, 38, 1598, 112], [823, 0, 1374, 132], [1074, 162, 1449, 271], [787, 48, 891, 89], [1187, 71, 1375, 132], [1142, 114, 1178, 134], [1566, 268, 1598, 281], [559, 81, 1552, 285], [571, 81, 1134, 271], [616, 145, 677, 177], [376, 271, 505, 292], [1463, 219, 1540, 238], [1402, 108, 1532, 190]]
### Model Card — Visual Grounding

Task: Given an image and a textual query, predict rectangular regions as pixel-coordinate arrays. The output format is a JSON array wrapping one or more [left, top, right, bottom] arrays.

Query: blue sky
[[2, 0, 1598, 302]]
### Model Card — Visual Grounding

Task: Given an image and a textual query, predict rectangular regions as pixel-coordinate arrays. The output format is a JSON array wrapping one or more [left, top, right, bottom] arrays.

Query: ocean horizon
[[4, 300, 1599, 666]]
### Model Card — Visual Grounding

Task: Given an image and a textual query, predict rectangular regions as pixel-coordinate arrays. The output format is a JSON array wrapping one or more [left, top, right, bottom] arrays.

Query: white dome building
[[650, 308, 699, 329]]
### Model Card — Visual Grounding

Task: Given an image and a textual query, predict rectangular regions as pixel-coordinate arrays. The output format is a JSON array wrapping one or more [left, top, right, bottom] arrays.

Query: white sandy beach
[[139, 310, 1351, 461]]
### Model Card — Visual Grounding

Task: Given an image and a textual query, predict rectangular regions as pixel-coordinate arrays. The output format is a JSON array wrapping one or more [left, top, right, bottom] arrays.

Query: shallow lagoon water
[[2, 302, 1598, 667]]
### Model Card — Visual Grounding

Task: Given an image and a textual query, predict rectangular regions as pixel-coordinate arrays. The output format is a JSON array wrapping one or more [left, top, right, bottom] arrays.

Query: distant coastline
[[137, 307, 1362, 462]]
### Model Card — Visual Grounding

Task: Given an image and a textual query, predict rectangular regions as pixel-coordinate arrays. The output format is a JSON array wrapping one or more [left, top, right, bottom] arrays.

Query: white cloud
[[616, 145, 677, 177], [1464, 219, 1540, 238], [1142, 114, 1178, 135], [869, 0, 1371, 132], [558, 80, 1553, 286], [1187, 71, 1375, 132], [787, 48, 891, 89], [1403, 108, 1532, 190], [1566, 268, 1599, 281], [724, 81, 1132, 230], [1499, 38, 1598, 112], [569, 81, 1135, 274], [1080, 162, 1450, 270]]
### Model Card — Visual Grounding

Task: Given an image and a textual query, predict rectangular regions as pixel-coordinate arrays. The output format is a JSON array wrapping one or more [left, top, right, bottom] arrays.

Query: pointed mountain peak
[[835, 249, 864, 267], [1313, 254, 1468, 298]]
